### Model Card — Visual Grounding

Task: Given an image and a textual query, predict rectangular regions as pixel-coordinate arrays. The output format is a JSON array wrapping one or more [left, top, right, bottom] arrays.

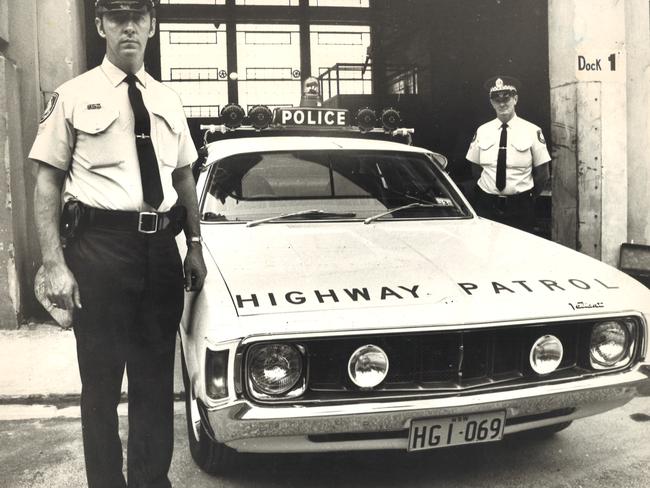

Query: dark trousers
[[473, 186, 535, 233], [65, 225, 184, 488]]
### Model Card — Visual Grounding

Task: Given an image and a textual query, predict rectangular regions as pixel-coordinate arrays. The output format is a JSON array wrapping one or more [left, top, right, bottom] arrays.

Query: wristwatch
[[187, 236, 202, 246]]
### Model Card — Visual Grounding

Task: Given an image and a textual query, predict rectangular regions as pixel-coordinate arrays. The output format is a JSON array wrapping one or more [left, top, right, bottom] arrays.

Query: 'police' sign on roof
[[275, 108, 349, 127]]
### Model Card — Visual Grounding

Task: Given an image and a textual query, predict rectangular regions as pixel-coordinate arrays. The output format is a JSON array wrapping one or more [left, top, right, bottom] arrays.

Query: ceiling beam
[[158, 5, 374, 25]]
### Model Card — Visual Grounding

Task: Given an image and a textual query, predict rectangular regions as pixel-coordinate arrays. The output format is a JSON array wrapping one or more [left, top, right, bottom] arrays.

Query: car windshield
[[200, 149, 471, 223]]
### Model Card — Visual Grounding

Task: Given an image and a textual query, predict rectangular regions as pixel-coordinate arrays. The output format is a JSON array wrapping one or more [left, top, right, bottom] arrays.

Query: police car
[[178, 103, 650, 473]]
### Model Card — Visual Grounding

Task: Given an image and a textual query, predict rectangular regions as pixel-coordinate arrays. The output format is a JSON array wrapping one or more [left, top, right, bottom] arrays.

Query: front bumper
[[204, 366, 650, 453]]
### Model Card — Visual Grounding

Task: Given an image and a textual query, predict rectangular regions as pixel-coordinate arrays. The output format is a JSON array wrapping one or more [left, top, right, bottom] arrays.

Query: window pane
[[235, 0, 299, 5], [160, 23, 228, 118], [237, 24, 302, 109], [310, 25, 371, 98], [160, 0, 226, 4], [309, 0, 369, 7]]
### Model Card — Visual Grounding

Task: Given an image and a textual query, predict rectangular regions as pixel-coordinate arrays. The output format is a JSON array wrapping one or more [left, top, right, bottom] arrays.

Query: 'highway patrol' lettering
[[457, 278, 619, 296], [235, 285, 419, 309]]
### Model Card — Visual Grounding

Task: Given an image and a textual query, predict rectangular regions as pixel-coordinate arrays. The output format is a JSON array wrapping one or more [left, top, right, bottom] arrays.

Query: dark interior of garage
[[83, 0, 550, 212]]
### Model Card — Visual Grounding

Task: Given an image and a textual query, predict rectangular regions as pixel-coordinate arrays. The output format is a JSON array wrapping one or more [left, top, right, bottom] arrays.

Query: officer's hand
[[43, 262, 82, 310], [184, 245, 207, 292]]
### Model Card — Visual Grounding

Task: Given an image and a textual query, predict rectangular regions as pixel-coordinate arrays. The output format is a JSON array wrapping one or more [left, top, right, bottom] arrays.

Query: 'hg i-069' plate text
[[408, 411, 506, 451]]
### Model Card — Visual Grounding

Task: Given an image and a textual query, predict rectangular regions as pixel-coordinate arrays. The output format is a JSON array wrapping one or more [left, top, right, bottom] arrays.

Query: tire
[[181, 349, 238, 474], [521, 421, 573, 439]]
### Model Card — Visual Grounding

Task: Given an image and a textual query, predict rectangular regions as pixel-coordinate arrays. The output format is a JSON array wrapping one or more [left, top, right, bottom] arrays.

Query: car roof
[[204, 136, 432, 165]]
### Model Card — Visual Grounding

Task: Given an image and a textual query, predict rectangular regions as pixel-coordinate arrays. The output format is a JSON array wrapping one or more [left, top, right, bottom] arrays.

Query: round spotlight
[[356, 108, 377, 133], [348, 345, 389, 389], [381, 108, 402, 131], [590, 320, 629, 368], [248, 105, 273, 130], [220, 103, 245, 129], [248, 344, 303, 396], [529, 335, 563, 375]]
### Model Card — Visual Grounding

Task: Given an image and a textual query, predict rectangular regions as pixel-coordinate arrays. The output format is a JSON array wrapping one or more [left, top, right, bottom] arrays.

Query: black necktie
[[125, 74, 164, 209], [496, 123, 508, 192]]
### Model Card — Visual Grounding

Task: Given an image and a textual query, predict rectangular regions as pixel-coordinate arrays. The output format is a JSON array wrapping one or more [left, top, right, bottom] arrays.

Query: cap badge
[[495, 78, 504, 89]]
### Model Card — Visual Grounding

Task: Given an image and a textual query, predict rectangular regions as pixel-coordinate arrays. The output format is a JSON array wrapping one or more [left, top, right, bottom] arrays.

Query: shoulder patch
[[40, 92, 59, 124], [537, 129, 546, 144]]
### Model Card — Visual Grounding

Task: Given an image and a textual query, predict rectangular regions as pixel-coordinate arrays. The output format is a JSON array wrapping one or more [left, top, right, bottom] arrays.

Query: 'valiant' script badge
[[569, 301, 604, 311], [40, 92, 59, 124]]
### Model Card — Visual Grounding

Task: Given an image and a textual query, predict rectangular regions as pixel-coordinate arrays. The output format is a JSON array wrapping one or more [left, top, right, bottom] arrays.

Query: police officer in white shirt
[[29, 1, 206, 487], [466, 76, 551, 232]]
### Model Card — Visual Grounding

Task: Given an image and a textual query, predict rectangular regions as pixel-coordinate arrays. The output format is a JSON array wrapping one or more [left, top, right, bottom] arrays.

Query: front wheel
[[181, 349, 238, 474]]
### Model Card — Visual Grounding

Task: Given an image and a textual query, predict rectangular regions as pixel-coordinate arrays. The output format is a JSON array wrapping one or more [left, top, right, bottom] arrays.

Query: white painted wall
[[549, 0, 649, 266]]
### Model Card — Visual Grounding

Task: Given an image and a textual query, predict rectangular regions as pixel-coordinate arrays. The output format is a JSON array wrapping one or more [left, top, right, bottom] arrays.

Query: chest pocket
[[476, 137, 497, 166], [149, 105, 181, 168], [72, 106, 122, 168], [509, 136, 533, 168], [73, 106, 119, 134], [478, 140, 495, 151]]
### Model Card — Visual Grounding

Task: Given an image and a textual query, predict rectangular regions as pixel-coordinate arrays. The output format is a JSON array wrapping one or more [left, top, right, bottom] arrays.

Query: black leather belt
[[85, 206, 185, 234], [479, 188, 534, 203]]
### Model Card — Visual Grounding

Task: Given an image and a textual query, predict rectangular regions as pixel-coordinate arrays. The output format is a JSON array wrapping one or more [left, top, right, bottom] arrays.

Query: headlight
[[529, 335, 563, 375], [590, 320, 631, 369], [248, 344, 303, 396], [348, 344, 389, 388]]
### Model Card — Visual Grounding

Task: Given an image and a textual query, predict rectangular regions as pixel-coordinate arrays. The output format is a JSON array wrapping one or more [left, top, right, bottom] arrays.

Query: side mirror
[[427, 152, 448, 170]]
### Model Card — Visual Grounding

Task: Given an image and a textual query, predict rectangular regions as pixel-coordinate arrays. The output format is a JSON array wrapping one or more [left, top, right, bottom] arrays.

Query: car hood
[[200, 219, 649, 327]]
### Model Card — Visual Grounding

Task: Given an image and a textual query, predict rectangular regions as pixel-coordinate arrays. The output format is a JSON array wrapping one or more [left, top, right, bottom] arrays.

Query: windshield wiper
[[246, 209, 356, 227], [363, 202, 445, 224]]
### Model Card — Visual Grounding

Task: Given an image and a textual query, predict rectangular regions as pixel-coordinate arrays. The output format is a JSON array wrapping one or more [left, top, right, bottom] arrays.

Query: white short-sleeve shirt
[[466, 114, 550, 195], [29, 57, 198, 212]]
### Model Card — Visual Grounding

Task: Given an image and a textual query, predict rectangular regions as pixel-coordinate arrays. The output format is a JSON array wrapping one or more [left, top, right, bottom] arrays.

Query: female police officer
[[29, 1, 206, 486]]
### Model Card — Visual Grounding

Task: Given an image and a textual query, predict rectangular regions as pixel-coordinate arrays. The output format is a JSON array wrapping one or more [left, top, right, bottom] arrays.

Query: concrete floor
[[1, 397, 650, 488]]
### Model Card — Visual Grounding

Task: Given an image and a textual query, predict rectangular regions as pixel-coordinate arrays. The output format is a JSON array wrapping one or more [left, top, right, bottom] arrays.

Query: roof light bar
[[248, 105, 273, 131], [220, 103, 245, 129], [381, 108, 402, 132], [356, 108, 377, 133]]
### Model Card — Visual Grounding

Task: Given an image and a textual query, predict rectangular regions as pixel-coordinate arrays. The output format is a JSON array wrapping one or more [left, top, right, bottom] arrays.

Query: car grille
[[245, 318, 640, 403]]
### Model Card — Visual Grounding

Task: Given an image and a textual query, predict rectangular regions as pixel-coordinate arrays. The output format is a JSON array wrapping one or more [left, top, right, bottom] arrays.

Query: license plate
[[408, 411, 506, 452]]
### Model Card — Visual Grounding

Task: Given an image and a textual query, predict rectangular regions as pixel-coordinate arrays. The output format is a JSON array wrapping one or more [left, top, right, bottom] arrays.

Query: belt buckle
[[138, 212, 159, 234], [496, 194, 508, 212]]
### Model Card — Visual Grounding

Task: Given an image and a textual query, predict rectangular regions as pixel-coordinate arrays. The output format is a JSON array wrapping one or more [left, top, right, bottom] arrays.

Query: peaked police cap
[[95, 0, 156, 13], [484, 75, 520, 96]]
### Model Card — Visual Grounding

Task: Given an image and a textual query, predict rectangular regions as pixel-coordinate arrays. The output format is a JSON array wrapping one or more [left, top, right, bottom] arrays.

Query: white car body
[[178, 132, 650, 468]]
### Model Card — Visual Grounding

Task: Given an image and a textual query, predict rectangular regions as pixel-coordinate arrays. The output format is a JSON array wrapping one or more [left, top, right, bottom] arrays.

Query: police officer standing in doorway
[[466, 76, 551, 232], [29, 1, 206, 487]]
